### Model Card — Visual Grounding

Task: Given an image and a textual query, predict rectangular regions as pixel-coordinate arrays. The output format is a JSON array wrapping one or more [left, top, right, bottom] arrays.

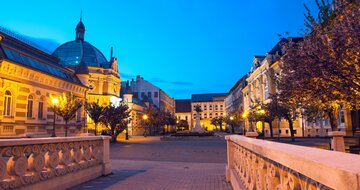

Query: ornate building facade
[[0, 18, 121, 136], [240, 37, 355, 137]]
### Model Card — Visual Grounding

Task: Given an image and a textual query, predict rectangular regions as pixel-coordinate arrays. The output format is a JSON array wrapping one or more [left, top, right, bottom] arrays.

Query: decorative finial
[[80, 9, 83, 21]]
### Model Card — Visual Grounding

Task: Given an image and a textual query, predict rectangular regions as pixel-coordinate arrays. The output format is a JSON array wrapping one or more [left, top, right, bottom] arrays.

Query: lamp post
[[230, 116, 234, 134], [242, 112, 247, 135], [142, 114, 148, 137], [51, 97, 59, 137], [259, 109, 266, 139], [83, 86, 93, 134]]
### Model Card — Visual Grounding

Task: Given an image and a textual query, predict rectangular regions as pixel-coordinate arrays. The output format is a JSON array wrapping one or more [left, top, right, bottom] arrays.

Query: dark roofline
[[0, 32, 86, 87], [228, 74, 248, 94], [0, 31, 59, 63]]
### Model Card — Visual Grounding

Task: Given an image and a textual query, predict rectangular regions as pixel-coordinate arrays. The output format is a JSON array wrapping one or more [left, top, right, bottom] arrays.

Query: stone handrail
[[0, 136, 111, 190], [225, 135, 360, 190]]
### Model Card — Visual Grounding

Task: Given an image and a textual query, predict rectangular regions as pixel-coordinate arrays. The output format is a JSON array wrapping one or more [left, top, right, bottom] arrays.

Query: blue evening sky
[[0, 0, 318, 99]]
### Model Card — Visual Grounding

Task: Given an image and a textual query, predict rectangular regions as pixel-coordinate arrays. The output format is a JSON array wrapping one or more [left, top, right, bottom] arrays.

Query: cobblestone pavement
[[71, 136, 233, 190], [71, 160, 231, 190]]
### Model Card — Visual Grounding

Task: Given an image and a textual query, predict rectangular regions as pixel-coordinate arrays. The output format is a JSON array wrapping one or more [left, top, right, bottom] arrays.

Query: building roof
[[268, 37, 303, 55], [175, 99, 191, 113], [52, 19, 110, 68], [191, 93, 227, 102], [228, 74, 248, 94], [0, 28, 84, 86]]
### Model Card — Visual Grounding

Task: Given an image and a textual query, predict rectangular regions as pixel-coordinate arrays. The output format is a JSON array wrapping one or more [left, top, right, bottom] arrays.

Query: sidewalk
[[71, 160, 232, 190]]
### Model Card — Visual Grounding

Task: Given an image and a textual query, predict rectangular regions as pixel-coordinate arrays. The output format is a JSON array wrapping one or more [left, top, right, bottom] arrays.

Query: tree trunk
[[268, 121, 274, 138], [65, 121, 68, 137], [94, 123, 97, 136], [328, 108, 339, 131], [287, 118, 295, 142], [220, 123, 223, 131]]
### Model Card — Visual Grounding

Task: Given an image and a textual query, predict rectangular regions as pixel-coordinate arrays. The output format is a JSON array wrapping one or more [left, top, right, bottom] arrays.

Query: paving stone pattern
[[71, 136, 233, 190]]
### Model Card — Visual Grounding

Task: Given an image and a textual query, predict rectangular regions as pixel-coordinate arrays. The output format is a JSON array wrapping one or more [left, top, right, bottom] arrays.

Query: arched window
[[3, 90, 12, 116], [27, 95, 33, 118], [38, 97, 44, 119]]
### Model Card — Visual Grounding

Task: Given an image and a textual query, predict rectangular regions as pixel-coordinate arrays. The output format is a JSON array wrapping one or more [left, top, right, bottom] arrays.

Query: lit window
[[27, 95, 33, 118], [3, 90, 12, 116]]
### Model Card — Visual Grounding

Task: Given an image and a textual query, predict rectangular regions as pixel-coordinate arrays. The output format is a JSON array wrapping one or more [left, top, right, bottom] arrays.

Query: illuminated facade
[[190, 93, 227, 131], [121, 81, 147, 136], [53, 18, 121, 133], [0, 18, 121, 136], [240, 38, 355, 137]]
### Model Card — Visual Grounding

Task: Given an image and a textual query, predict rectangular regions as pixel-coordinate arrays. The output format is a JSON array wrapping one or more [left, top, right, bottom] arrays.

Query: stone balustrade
[[0, 136, 111, 190], [226, 135, 360, 190]]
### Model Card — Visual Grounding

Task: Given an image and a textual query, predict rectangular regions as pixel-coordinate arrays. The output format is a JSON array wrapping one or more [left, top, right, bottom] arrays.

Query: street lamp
[[142, 114, 148, 137], [257, 108, 266, 139], [51, 97, 59, 137], [84, 86, 93, 134], [242, 112, 247, 135], [230, 116, 234, 134]]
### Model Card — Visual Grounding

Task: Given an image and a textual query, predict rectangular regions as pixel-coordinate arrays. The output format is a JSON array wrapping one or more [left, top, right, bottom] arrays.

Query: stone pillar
[[246, 131, 258, 138], [225, 136, 234, 182], [192, 112, 204, 133], [101, 136, 112, 175], [328, 131, 346, 152]]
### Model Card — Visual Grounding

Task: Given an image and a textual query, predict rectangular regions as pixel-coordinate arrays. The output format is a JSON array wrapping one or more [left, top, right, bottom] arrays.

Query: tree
[[279, 0, 360, 131], [51, 92, 82, 137], [101, 103, 131, 142], [211, 116, 224, 131], [141, 106, 168, 135], [264, 98, 283, 138], [164, 111, 176, 133], [270, 94, 299, 142], [176, 120, 189, 131], [85, 101, 104, 136], [226, 110, 245, 134]]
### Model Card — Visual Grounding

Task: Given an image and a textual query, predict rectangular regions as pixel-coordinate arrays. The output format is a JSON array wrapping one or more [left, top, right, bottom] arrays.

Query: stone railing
[[226, 135, 360, 190], [0, 136, 111, 190]]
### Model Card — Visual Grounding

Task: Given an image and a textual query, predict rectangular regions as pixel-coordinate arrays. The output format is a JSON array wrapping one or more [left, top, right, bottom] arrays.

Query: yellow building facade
[[191, 93, 227, 131]]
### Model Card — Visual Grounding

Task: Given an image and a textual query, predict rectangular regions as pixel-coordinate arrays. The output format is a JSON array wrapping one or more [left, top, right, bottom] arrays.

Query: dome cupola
[[75, 18, 85, 41]]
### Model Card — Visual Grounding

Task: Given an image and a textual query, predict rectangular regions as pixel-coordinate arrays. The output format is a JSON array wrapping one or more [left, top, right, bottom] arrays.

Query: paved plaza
[[71, 136, 232, 190]]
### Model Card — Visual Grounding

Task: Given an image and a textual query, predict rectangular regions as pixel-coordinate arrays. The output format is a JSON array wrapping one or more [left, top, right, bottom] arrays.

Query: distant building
[[225, 74, 248, 114], [191, 93, 227, 131], [175, 99, 192, 128], [224, 74, 247, 132], [128, 75, 175, 114], [121, 81, 147, 136]]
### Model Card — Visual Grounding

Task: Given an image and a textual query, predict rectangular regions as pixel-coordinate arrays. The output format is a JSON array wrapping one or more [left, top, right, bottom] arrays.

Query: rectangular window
[[148, 92, 151, 97], [38, 102, 44, 119], [286, 130, 289, 134], [141, 92, 145, 98], [185, 116, 188, 120], [154, 92, 159, 98]]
